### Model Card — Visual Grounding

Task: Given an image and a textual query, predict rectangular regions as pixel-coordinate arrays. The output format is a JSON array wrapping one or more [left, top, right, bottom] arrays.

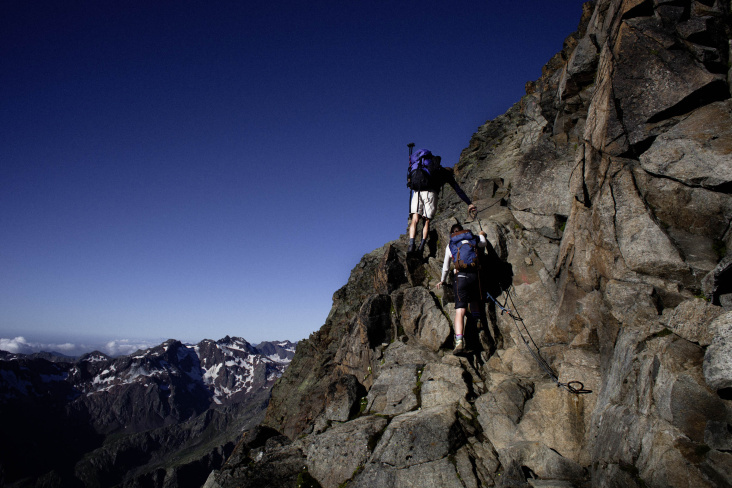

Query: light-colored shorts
[[410, 191, 436, 219]]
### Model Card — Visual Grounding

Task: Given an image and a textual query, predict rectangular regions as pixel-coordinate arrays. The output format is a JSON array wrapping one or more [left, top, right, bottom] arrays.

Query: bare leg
[[454, 307, 466, 335], [409, 212, 420, 239]]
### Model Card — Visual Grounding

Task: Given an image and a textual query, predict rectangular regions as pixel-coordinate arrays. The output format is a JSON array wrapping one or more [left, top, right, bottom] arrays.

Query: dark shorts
[[453, 271, 480, 309]]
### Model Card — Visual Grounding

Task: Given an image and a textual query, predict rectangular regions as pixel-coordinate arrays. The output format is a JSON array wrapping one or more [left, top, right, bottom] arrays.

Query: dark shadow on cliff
[[481, 239, 513, 351]]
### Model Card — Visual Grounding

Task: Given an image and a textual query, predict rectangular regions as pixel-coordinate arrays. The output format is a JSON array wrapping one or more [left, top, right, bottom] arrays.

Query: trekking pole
[[407, 143, 415, 216]]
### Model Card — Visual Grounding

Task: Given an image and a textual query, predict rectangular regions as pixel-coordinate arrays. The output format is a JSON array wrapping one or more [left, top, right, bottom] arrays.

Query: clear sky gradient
[[1, 0, 586, 356]]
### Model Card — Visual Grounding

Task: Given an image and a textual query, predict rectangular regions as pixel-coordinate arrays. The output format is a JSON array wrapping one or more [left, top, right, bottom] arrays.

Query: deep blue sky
[[1, 0, 586, 355]]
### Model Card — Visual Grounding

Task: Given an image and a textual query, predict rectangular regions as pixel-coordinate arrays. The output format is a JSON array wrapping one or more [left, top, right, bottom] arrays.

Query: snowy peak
[[0, 336, 296, 423], [254, 339, 297, 364], [193, 336, 283, 404], [0, 335, 297, 487], [0, 354, 75, 402]]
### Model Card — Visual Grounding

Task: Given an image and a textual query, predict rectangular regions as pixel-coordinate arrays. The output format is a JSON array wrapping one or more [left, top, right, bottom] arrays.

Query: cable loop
[[486, 286, 592, 395]]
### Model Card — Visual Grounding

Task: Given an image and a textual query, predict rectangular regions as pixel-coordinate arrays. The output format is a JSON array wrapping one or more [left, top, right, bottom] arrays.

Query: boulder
[[399, 286, 451, 351], [612, 167, 689, 281], [365, 363, 419, 416], [612, 19, 727, 147], [665, 298, 725, 346], [475, 378, 534, 450], [323, 373, 364, 422], [374, 244, 408, 294], [704, 312, 732, 390], [497, 441, 587, 482], [639, 100, 732, 190], [604, 279, 660, 326], [368, 404, 466, 468], [305, 415, 388, 488], [702, 255, 732, 306], [419, 361, 471, 410], [559, 35, 599, 100], [350, 457, 464, 488]]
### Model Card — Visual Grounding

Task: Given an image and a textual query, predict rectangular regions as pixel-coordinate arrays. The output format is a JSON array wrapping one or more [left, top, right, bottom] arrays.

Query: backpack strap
[[450, 230, 474, 242]]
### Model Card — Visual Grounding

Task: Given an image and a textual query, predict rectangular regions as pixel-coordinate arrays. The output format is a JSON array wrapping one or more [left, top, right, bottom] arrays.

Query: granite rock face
[[210, 1, 732, 486]]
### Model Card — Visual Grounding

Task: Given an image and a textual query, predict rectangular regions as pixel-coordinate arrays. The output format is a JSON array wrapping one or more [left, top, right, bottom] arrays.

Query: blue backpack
[[407, 149, 440, 191], [449, 230, 479, 271]]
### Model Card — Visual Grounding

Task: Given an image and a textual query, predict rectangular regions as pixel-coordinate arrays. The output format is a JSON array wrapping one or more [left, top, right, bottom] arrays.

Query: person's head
[[450, 223, 463, 234]]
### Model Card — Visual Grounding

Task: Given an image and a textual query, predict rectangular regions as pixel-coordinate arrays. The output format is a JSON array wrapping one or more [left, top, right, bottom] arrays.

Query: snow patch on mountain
[[1, 336, 297, 407]]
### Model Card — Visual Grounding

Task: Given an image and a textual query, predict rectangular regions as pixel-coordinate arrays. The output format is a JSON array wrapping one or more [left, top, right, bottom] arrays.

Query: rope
[[486, 287, 592, 395], [466, 183, 512, 223]]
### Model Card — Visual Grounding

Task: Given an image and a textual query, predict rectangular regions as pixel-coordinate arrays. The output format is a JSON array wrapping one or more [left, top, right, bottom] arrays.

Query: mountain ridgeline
[[206, 1, 732, 487], [0, 337, 296, 487]]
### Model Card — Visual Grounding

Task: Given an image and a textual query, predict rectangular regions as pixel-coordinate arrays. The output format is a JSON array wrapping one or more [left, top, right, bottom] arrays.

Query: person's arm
[[444, 169, 475, 209], [437, 245, 452, 287]]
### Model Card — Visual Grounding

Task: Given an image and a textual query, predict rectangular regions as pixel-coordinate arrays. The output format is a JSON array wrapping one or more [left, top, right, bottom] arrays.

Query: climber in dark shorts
[[436, 223, 487, 353]]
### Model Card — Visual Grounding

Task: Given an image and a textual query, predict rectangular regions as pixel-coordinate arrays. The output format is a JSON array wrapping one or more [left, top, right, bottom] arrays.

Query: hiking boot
[[417, 239, 426, 252], [453, 338, 465, 354], [407, 242, 415, 253]]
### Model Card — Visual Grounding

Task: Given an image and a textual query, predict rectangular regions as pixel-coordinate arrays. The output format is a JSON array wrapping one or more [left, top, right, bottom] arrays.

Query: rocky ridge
[[0, 337, 295, 487], [206, 1, 732, 487]]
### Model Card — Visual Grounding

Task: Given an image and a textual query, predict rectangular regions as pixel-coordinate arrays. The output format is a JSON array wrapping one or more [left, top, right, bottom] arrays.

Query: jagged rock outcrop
[[208, 1, 732, 487]]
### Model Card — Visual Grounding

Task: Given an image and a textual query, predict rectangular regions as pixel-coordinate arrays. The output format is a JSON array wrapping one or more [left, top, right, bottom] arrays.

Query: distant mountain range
[[0, 336, 296, 488]]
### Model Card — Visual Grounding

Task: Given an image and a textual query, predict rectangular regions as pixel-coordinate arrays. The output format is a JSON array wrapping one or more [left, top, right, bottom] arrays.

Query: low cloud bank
[[103, 339, 159, 357], [0, 336, 160, 358]]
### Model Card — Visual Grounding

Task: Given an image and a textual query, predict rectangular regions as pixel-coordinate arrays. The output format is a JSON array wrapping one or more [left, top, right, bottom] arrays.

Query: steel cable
[[487, 286, 592, 395]]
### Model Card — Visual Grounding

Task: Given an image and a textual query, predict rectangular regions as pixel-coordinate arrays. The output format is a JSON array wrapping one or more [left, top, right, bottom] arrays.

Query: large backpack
[[407, 149, 440, 191], [449, 230, 479, 271]]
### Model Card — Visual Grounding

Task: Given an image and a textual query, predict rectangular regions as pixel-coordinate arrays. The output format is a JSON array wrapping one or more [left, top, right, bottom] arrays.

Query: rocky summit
[[206, 1, 732, 487], [0, 337, 295, 487]]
